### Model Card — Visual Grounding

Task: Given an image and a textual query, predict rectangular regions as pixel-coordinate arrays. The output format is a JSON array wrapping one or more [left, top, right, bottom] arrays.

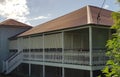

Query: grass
[[0, 71, 30, 77], [0, 73, 30, 77], [0, 74, 12, 77]]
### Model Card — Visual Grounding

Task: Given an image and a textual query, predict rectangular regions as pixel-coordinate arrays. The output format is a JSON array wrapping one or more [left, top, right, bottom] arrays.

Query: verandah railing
[[3, 51, 23, 74], [23, 48, 108, 66]]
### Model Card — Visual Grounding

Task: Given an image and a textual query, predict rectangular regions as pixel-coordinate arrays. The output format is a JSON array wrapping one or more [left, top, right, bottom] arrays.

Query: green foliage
[[98, 1, 120, 77], [99, 12, 120, 77], [117, 0, 120, 2]]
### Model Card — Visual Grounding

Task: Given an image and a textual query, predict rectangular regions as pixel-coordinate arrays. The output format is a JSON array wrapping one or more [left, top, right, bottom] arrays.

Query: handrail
[[7, 51, 22, 62], [5, 52, 17, 61], [5, 51, 22, 62], [3, 51, 23, 74]]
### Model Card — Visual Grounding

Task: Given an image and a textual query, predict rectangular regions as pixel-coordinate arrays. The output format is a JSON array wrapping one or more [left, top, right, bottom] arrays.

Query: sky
[[0, 0, 119, 26]]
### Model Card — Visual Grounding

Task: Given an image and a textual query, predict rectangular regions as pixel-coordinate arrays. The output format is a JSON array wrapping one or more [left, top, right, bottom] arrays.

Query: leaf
[[107, 60, 115, 65], [102, 66, 109, 74]]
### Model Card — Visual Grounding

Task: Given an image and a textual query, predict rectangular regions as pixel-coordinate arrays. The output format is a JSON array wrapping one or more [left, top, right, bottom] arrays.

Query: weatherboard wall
[[0, 27, 30, 73]]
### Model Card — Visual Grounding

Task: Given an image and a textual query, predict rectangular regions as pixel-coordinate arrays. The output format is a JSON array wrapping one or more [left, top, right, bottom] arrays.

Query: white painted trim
[[89, 26, 92, 66], [28, 36, 31, 76], [89, 26, 93, 77], [22, 61, 92, 70], [90, 70, 93, 77], [29, 64, 31, 76], [27, 26, 90, 36], [92, 25, 110, 29], [42, 34, 45, 77], [62, 32, 64, 64], [23, 60, 105, 70], [28, 36, 31, 61], [62, 31, 64, 77]]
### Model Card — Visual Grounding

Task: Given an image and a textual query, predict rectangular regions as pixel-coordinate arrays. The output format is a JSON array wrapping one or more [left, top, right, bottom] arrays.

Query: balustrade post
[[5, 61, 8, 72], [2, 61, 5, 72]]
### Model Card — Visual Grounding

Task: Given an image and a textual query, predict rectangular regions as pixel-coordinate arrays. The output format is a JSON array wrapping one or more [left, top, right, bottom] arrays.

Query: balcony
[[23, 48, 108, 66]]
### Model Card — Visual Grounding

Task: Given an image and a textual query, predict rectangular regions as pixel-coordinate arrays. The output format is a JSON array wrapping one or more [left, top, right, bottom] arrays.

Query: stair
[[2, 51, 23, 74]]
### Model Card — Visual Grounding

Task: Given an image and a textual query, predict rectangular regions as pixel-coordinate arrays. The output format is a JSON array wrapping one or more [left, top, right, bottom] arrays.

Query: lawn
[[0, 74, 12, 77]]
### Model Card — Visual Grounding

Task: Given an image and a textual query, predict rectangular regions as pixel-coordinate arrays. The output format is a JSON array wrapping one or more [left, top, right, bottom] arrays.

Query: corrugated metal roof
[[19, 5, 113, 36], [0, 19, 32, 28]]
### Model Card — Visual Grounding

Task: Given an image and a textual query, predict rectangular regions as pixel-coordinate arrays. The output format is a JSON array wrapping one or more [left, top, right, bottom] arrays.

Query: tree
[[99, 1, 120, 77], [117, 0, 120, 2]]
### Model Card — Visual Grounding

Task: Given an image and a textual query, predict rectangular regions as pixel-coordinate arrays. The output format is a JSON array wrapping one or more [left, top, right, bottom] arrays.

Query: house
[[1, 5, 113, 77], [0, 19, 32, 73]]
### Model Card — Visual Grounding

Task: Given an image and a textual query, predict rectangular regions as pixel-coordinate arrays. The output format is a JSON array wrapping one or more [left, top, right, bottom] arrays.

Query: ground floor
[[11, 63, 104, 77]]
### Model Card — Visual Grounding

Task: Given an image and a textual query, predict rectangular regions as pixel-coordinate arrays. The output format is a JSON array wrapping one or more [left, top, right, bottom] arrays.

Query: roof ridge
[[87, 5, 94, 24]]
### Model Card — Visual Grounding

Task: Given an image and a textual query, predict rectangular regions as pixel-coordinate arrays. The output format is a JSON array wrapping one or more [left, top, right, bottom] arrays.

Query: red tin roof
[[19, 5, 113, 36]]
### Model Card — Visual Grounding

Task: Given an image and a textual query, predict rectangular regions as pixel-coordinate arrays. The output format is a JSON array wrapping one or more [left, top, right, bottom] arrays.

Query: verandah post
[[89, 26, 93, 77]]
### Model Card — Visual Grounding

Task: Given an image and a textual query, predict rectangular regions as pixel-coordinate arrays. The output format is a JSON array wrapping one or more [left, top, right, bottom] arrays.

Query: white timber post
[[18, 37, 22, 52], [43, 33, 45, 77], [5, 61, 8, 72], [28, 36, 31, 76], [62, 31, 65, 77], [17, 38, 19, 52], [89, 26, 93, 77], [29, 64, 31, 77], [2, 61, 5, 72]]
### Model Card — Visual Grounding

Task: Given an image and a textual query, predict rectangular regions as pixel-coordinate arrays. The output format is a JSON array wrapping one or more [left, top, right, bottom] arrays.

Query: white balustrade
[[23, 49, 108, 66], [92, 50, 108, 65], [2, 48, 107, 75], [3, 51, 23, 74], [64, 50, 89, 65], [45, 52, 62, 62], [23, 51, 43, 61]]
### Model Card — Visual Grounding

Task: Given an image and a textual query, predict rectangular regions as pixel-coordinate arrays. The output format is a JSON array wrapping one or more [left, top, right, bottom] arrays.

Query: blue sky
[[0, 0, 119, 26]]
